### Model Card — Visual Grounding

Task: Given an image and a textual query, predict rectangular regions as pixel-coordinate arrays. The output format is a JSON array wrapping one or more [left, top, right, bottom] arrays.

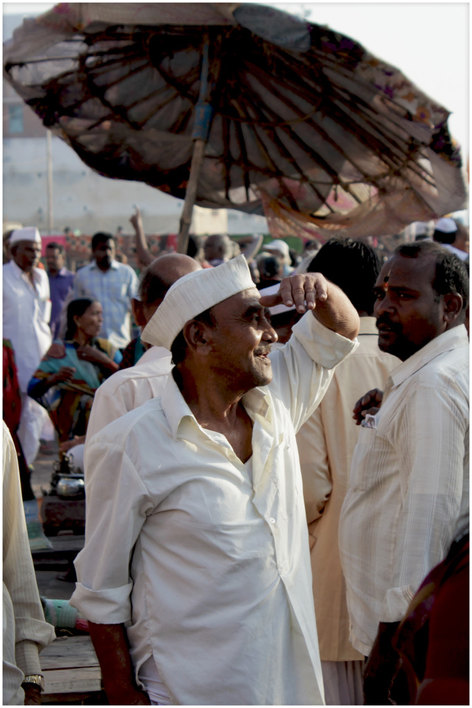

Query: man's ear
[[131, 298, 147, 327], [183, 320, 211, 352], [443, 292, 463, 324]]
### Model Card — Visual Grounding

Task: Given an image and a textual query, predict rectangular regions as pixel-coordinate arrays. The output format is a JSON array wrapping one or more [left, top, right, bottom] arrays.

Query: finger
[[278, 278, 296, 307], [259, 293, 280, 308]]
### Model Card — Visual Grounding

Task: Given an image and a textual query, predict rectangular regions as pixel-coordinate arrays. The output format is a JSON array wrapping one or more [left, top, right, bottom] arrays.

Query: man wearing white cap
[[71, 256, 359, 705], [3, 227, 52, 465], [264, 238, 293, 275], [433, 217, 469, 261]]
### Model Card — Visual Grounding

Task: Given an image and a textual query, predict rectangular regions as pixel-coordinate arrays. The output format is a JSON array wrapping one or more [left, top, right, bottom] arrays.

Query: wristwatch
[[22, 674, 45, 692]]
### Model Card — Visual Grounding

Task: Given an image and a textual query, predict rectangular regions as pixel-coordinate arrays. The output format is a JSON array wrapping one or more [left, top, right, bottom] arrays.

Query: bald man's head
[[133, 253, 201, 327]]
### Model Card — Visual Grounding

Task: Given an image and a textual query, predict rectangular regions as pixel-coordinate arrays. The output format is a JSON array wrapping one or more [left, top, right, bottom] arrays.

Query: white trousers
[[17, 395, 52, 465]]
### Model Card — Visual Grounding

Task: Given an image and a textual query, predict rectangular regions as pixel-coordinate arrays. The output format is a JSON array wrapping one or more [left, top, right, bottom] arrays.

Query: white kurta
[[72, 315, 357, 705], [3, 423, 55, 705], [3, 261, 52, 391], [339, 325, 469, 657]]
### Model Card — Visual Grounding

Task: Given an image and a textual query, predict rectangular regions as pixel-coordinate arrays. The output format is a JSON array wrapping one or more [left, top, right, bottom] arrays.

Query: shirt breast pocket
[[350, 425, 385, 492]]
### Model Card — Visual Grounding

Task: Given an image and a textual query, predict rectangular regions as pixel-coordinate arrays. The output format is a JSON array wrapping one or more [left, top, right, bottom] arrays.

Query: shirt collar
[[8, 259, 42, 284], [161, 373, 272, 439], [90, 259, 120, 271], [389, 325, 468, 388]]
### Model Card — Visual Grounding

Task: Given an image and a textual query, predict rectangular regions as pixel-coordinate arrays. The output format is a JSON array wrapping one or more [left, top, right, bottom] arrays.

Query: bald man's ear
[[443, 292, 463, 324], [131, 298, 147, 328], [183, 320, 211, 353]]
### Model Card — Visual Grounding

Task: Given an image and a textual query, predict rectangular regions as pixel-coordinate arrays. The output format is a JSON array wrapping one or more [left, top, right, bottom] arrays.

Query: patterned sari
[[27, 338, 122, 442]]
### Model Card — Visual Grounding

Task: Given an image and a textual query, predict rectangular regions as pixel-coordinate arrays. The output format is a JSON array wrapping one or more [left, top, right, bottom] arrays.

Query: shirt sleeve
[[270, 313, 357, 433], [71, 438, 155, 624], [127, 267, 139, 299], [380, 380, 468, 621], [2, 424, 55, 675]]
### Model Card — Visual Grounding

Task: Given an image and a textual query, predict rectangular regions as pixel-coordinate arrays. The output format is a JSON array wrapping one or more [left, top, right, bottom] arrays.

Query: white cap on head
[[264, 239, 290, 258], [142, 254, 256, 350], [9, 227, 41, 247], [434, 217, 457, 234]]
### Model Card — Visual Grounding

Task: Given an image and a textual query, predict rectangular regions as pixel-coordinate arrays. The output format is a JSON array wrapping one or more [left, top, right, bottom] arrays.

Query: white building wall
[[4, 135, 268, 236]]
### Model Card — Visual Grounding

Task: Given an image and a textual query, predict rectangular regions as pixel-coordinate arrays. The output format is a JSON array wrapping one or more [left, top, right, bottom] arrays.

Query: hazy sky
[[3, 1, 468, 155]]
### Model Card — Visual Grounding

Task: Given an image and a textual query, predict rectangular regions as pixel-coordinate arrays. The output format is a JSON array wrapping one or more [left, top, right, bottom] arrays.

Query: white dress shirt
[[72, 260, 138, 349], [339, 325, 469, 656], [71, 314, 357, 705], [86, 345, 172, 443], [3, 423, 55, 705], [297, 317, 399, 662], [3, 261, 52, 391]]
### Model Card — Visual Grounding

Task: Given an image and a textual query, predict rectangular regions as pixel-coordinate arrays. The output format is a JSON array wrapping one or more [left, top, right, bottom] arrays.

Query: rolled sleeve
[[71, 581, 134, 624], [292, 313, 358, 369], [70, 438, 154, 624]]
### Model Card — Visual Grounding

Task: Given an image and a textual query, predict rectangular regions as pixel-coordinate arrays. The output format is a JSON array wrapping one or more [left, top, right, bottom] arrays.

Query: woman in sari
[[27, 298, 122, 446]]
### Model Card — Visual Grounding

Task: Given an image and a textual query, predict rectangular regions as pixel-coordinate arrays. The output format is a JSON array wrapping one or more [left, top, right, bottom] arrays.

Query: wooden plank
[[43, 666, 102, 695], [41, 635, 99, 670]]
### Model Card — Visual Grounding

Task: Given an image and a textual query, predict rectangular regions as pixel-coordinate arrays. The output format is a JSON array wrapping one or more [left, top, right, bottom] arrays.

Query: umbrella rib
[[247, 63, 430, 189], [234, 92, 338, 210], [248, 51, 430, 179]]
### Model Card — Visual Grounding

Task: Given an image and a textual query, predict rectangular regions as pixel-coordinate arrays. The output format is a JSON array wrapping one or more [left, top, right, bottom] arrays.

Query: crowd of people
[[2, 213, 469, 705]]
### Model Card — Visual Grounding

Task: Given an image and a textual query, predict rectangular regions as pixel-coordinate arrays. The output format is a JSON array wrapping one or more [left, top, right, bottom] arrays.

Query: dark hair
[[46, 241, 65, 254], [433, 228, 456, 245], [65, 298, 96, 339], [307, 238, 381, 314], [170, 308, 215, 366], [187, 234, 203, 259], [258, 254, 282, 279], [395, 241, 469, 311], [91, 232, 115, 250]]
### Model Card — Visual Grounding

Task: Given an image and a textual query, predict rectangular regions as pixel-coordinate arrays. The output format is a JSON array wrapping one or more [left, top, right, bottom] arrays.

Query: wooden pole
[[177, 38, 213, 254], [177, 139, 206, 253]]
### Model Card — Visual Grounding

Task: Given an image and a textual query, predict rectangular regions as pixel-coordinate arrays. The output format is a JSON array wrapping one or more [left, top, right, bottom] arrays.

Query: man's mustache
[[376, 315, 400, 332]]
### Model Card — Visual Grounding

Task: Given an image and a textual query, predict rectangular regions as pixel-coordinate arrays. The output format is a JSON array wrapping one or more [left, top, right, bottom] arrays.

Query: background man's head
[[307, 237, 381, 316], [91, 232, 116, 271], [132, 253, 201, 328], [45, 242, 65, 274], [374, 241, 468, 361], [9, 227, 42, 273], [203, 233, 233, 266]]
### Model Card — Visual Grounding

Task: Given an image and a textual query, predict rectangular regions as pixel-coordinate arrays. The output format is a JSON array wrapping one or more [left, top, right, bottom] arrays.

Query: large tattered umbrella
[[4, 3, 467, 250]]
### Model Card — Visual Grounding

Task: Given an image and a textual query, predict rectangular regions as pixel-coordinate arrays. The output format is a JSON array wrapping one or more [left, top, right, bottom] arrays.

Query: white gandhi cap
[[142, 254, 256, 350], [9, 227, 41, 246]]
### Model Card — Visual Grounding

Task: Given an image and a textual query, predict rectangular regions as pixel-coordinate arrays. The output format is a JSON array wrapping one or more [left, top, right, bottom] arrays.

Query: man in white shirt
[[3, 227, 52, 466], [296, 239, 399, 705], [72, 232, 138, 349], [71, 256, 359, 705], [339, 240, 469, 703], [3, 422, 55, 705]]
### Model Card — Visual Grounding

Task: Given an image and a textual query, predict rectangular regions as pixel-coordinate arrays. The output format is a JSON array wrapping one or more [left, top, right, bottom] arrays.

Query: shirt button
[[269, 517, 276, 525]]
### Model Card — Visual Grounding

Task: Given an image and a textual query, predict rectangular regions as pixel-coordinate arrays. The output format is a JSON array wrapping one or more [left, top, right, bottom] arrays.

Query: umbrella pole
[[177, 138, 206, 253], [177, 39, 213, 254]]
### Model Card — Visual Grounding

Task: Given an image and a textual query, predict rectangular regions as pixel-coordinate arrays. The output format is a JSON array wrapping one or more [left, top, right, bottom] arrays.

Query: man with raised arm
[[71, 256, 359, 705]]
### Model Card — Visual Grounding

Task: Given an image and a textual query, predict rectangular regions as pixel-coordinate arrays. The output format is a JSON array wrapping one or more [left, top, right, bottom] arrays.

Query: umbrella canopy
[[4, 2, 467, 244]]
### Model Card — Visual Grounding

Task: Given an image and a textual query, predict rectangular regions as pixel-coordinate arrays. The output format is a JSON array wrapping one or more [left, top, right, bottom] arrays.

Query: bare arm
[[130, 207, 153, 268], [88, 622, 150, 705]]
